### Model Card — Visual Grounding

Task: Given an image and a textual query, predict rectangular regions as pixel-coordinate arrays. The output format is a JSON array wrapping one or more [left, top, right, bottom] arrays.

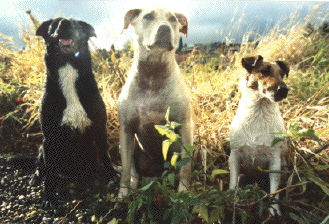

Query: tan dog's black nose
[[153, 25, 173, 50]]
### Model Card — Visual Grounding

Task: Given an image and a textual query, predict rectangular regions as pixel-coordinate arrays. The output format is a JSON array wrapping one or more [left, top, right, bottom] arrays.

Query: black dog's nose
[[274, 85, 289, 102]]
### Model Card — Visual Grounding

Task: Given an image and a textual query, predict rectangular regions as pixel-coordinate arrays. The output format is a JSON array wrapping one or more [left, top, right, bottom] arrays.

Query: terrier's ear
[[241, 55, 263, 73], [276, 60, 289, 78], [36, 19, 54, 38], [175, 13, 188, 37], [123, 9, 142, 31]]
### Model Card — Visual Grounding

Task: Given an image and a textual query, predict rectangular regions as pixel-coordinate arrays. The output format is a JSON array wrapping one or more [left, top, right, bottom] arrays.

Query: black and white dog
[[35, 18, 117, 209]]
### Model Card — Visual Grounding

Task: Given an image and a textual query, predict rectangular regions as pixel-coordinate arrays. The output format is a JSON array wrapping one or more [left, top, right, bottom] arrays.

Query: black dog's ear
[[36, 20, 53, 38], [276, 60, 289, 78], [79, 21, 96, 38]]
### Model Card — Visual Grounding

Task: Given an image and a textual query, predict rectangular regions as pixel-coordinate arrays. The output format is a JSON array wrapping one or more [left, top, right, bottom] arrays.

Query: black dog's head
[[36, 18, 96, 55]]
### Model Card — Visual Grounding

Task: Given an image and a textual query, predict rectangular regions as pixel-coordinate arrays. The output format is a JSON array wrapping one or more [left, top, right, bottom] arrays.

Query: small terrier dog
[[229, 55, 289, 215]]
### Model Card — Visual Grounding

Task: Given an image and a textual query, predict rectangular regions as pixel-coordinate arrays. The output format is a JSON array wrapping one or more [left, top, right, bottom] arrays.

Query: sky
[[0, 0, 328, 50]]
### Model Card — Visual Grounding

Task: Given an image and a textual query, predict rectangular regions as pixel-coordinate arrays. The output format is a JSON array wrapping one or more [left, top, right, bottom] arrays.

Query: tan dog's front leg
[[178, 119, 193, 192], [229, 151, 240, 190], [118, 127, 135, 199]]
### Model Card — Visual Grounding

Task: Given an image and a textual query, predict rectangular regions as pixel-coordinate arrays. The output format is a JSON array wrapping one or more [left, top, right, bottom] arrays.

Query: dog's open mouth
[[59, 39, 73, 46], [58, 39, 78, 55], [147, 41, 174, 51]]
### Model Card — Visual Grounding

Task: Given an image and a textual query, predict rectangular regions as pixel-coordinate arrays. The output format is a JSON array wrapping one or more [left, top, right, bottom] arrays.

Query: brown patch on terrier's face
[[242, 55, 289, 102]]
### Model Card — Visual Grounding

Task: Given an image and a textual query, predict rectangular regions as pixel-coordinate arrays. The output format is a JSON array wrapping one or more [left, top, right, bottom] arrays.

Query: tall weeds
[[0, 5, 328, 223]]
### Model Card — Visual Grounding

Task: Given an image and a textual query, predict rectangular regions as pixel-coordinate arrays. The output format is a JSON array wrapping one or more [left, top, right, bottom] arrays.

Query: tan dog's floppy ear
[[276, 60, 289, 78], [175, 13, 188, 37], [123, 9, 142, 31], [242, 55, 263, 73]]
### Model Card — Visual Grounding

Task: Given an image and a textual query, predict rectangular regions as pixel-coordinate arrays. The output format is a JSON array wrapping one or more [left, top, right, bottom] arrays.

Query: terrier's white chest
[[230, 98, 286, 166]]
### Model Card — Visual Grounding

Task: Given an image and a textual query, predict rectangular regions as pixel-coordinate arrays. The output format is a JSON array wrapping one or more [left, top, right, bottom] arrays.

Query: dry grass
[[0, 5, 328, 222], [0, 5, 328, 163]]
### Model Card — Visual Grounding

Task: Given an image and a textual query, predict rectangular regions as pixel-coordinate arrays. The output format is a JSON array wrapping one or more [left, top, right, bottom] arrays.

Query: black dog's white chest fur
[[58, 63, 91, 132]]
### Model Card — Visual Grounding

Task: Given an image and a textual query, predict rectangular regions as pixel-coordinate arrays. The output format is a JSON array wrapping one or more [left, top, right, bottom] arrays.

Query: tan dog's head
[[242, 55, 289, 102], [123, 8, 187, 53]]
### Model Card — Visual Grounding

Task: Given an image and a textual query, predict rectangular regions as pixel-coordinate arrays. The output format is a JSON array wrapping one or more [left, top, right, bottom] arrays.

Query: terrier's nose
[[274, 85, 289, 102]]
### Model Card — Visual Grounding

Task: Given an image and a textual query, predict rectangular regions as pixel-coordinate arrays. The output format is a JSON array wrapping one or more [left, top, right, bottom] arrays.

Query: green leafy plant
[[272, 122, 320, 147]]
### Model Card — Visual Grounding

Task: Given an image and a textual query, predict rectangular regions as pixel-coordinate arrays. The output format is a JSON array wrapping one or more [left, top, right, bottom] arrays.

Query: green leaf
[[108, 218, 119, 224], [167, 172, 175, 186], [176, 157, 191, 168], [154, 125, 170, 136], [171, 152, 180, 168], [170, 121, 181, 129], [211, 169, 230, 178], [271, 137, 285, 147], [198, 205, 209, 222], [154, 125, 180, 142], [26, 210, 38, 217], [164, 161, 171, 168], [288, 212, 307, 224], [306, 173, 329, 196], [91, 215, 97, 222], [185, 145, 196, 156], [299, 129, 319, 141], [165, 107, 170, 123], [315, 165, 329, 170], [236, 207, 248, 224], [162, 139, 172, 160], [141, 179, 156, 191], [209, 209, 220, 223], [128, 200, 138, 222], [163, 208, 172, 220]]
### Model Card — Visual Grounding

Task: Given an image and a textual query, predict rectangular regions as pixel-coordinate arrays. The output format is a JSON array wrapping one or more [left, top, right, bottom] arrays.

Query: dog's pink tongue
[[59, 39, 73, 46]]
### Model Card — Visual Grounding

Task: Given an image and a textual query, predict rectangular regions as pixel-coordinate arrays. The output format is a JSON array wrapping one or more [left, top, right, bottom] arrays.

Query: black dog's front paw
[[29, 170, 42, 186], [42, 199, 64, 216]]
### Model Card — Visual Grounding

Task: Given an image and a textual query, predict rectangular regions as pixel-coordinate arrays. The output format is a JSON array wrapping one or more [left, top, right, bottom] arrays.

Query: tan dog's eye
[[144, 13, 155, 20], [169, 16, 177, 22]]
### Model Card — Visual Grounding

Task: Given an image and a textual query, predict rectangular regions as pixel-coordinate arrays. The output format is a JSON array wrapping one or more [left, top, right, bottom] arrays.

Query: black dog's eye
[[169, 16, 177, 22], [144, 13, 155, 20], [260, 66, 271, 76]]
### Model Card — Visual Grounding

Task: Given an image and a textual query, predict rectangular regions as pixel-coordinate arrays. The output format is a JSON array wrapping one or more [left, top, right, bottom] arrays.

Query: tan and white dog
[[229, 55, 289, 215], [118, 8, 193, 199]]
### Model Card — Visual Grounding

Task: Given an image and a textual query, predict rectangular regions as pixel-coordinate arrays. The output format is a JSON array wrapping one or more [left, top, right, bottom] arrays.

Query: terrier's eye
[[249, 81, 259, 90], [144, 13, 155, 20], [169, 16, 177, 22]]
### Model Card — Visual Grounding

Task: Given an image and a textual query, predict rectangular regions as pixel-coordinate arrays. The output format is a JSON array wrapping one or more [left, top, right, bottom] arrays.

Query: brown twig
[[237, 181, 312, 207], [59, 200, 82, 224], [297, 142, 329, 167]]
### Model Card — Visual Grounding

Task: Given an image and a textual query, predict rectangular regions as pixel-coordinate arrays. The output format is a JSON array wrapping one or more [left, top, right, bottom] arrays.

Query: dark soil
[[0, 149, 121, 223]]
